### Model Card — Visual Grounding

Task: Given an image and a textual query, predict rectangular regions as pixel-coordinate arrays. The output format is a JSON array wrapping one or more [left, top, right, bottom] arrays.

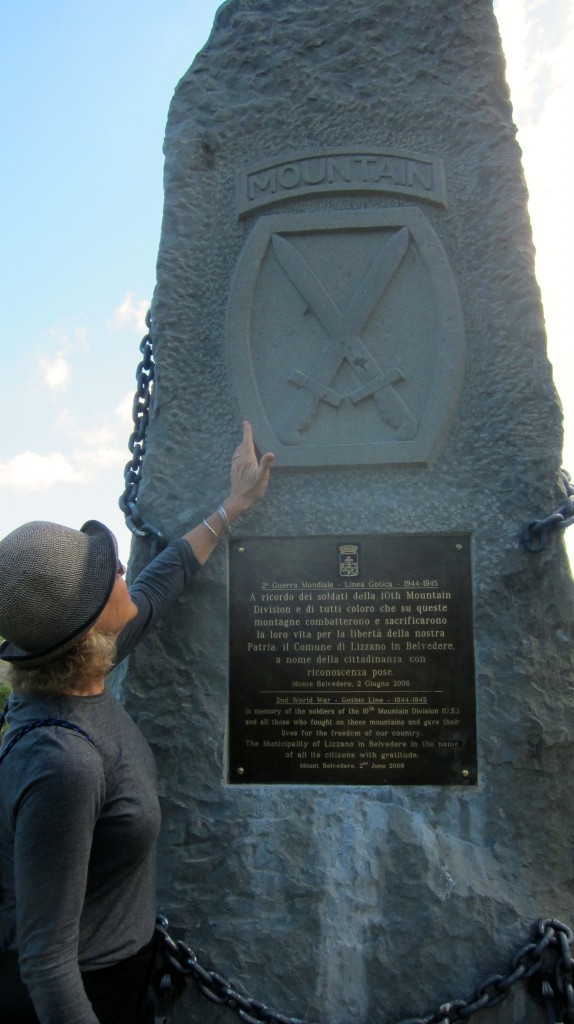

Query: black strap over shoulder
[[0, 710, 95, 767]]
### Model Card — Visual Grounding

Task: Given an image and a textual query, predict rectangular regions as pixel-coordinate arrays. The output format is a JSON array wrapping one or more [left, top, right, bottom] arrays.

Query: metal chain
[[153, 916, 312, 1024], [120, 316, 573, 562], [120, 318, 572, 1020], [119, 310, 166, 551], [120, 322, 574, 1020], [152, 917, 574, 1024], [521, 469, 574, 552]]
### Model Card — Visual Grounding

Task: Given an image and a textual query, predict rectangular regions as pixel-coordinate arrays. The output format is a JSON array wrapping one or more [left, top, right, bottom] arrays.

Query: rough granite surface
[[120, 1, 574, 1021]]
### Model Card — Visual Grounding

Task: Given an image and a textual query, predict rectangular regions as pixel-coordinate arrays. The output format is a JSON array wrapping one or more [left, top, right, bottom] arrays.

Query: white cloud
[[35, 323, 91, 394], [495, 0, 573, 124], [109, 293, 149, 332], [56, 408, 76, 429], [89, 446, 128, 469], [74, 427, 128, 470], [495, 0, 574, 567], [494, 2, 574, 369], [116, 391, 135, 420], [85, 427, 116, 447], [0, 452, 87, 491], [47, 323, 89, 349], [38, 350, 71, 392], [497, 3, 574, 384], [494, 0, 531, 114], [61, 404, 134, 474]]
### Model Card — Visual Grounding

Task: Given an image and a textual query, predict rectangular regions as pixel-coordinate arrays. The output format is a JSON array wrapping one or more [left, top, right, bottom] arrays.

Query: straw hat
[[0, 520, 118, 668]]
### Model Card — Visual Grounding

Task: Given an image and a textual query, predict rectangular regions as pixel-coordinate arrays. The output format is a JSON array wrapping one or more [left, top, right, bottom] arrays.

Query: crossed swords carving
[[272, 228, 417, 445]]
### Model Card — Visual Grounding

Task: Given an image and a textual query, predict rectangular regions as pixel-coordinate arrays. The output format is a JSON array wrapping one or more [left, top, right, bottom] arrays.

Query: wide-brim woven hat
[[0, 519, 118, 668]]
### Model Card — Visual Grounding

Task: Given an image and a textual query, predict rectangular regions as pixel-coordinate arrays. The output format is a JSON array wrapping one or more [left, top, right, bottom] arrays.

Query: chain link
[[521, 469, 574, 552], [153, 917, 312, 1024], [152, 917, 574, 1024], [120, 316, 572, 563], [121, 319, 572, 1021], [119, 310, 166, 551]]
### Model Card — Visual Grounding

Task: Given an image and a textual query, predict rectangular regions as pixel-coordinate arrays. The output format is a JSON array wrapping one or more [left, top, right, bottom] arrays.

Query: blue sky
[[0, 0, 572, 564], [0, 0, 225, 561]]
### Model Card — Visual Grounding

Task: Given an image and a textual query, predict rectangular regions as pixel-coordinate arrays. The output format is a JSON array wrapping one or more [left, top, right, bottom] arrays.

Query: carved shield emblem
[[338, 544, 360, 577], [225, 209, 464, 466]]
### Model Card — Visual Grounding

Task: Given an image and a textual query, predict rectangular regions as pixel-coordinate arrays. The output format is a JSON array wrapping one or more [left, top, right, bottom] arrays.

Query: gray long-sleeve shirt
[[0, 538, 200, 1023]]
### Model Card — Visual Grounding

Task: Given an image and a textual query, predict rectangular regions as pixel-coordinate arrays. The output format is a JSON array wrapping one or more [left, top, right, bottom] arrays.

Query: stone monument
[[120, 1, 574, 1020]]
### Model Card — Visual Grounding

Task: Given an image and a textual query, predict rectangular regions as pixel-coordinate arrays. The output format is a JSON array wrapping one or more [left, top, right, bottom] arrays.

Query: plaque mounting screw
[[462, 769, 470, 779], [238, 547, 245, 554], [236, 767, 245, 776], [455, 544, 463, 551]]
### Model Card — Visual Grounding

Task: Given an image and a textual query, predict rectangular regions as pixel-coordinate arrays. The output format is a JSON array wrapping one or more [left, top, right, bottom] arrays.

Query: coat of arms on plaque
[[338, 544, 360, 577], [225, 208, 464, 467]]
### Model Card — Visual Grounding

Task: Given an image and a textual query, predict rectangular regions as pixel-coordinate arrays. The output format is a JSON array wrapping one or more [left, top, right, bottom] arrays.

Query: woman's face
[[95, 573, 137, 636]]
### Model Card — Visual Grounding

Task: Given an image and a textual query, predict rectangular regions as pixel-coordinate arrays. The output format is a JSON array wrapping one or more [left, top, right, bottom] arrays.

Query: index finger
[[241, 420, 256, 456]]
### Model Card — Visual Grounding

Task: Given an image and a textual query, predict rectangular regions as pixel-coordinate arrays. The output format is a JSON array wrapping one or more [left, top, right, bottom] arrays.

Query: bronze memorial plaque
[[228, 534, 476, 786]]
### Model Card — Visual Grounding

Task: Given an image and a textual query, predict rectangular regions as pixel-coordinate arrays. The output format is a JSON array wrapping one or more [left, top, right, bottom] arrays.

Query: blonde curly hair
[[5, 629, 117, 696]]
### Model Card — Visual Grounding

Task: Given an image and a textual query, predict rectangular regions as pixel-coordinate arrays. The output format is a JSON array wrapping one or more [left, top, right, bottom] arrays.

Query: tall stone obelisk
[[122, 2, 574, 1021]]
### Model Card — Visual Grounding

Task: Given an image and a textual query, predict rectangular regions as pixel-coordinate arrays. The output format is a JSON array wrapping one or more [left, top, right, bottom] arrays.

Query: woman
[[0, 421, 273, 1024]]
